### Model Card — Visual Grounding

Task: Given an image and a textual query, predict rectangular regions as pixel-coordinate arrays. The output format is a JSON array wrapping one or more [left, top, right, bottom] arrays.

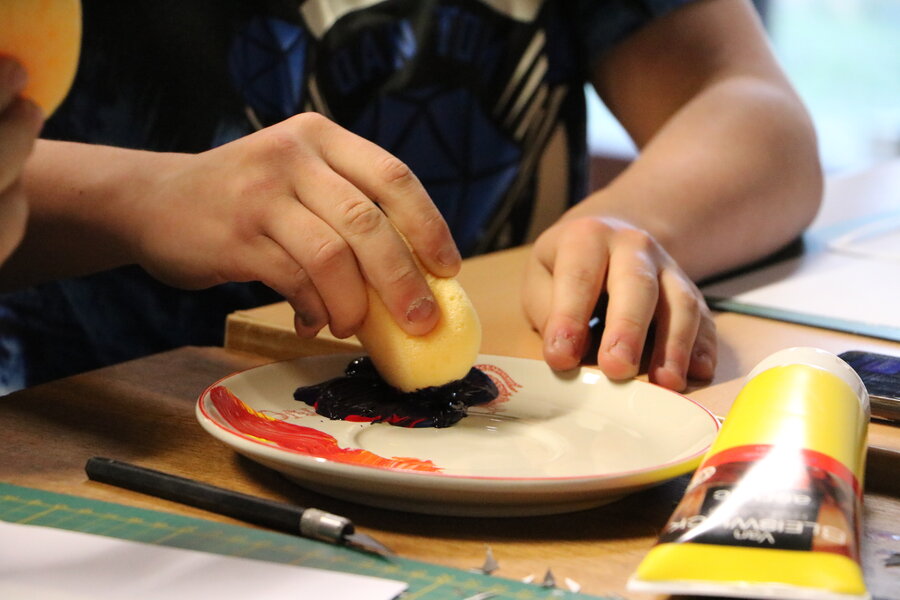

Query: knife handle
[[85, 457, 304, 535]]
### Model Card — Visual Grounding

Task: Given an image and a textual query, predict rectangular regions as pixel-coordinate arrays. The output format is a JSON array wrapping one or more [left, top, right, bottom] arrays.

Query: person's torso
[[46, 0, 591, 254]]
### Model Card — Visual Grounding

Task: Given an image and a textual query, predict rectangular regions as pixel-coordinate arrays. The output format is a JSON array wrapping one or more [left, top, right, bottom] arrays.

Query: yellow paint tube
[[628, 347, 870, 600]]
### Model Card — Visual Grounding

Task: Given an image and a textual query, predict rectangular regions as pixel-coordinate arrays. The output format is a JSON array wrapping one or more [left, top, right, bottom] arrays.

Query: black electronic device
[[839, 350, 900, 423]]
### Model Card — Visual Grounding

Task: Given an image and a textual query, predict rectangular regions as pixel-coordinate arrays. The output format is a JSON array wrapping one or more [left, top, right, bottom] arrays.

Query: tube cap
[[747, 347, 869, 411]]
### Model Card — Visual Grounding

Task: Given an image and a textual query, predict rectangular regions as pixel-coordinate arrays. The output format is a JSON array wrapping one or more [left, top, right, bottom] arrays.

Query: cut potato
[[355, 272, 482, 392]]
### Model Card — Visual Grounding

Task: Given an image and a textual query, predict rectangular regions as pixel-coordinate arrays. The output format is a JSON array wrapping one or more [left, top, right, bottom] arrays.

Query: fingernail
[[1, 59, 28, 92], [295, 311, 320, 330], [406, 296, 435, 324], [18, 97, 44, 128], [437, 245, 461, 267], [607, 340, 635, 366], [551, 332, 578, 357]]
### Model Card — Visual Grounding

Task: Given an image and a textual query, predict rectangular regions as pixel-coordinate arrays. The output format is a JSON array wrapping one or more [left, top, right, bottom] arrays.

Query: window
[[586, 0, 900, 175]]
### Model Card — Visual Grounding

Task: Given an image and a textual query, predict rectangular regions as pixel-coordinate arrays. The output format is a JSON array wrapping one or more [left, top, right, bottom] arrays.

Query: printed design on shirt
[[300, 0, 544, 38], [228, 17, 310, 130], [228, 1, 570, 253], [350, 86, 522, 247]]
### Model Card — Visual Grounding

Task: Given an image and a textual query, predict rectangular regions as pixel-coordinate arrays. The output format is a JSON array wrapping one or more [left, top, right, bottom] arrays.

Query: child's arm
[[8, 114, 461, 339], [525, 0, 821, 390]]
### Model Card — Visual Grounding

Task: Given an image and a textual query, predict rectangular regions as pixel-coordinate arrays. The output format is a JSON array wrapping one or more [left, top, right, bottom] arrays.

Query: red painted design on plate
[[209, 386, 442, 472], [476, 363, 521, 405]]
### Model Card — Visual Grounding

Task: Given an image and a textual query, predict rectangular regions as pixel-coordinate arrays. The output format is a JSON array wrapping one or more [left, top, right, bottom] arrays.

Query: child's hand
[[133, 113, 461, 340], [523, 215, 716, 392]]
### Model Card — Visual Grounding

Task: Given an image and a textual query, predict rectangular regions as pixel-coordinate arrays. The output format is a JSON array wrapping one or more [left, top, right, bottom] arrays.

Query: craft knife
[[85, 457, 393, 557]]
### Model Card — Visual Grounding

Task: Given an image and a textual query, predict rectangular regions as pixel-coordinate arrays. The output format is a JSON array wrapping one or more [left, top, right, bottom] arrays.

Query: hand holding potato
[[131, 113, 462, 341]]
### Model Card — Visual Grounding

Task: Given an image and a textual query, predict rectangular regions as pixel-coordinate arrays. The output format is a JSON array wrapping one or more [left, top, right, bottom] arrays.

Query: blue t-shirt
[[0, 0, 693, 391]]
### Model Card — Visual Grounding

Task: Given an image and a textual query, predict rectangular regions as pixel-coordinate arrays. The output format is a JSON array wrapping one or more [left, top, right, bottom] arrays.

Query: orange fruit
[[0, 0, 82, 115]]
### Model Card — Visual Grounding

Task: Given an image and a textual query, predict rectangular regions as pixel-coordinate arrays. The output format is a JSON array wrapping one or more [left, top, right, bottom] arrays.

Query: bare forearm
[[0, 140, 172, 289], [2, 116, 462, 340], [570, 74, 821, 281]]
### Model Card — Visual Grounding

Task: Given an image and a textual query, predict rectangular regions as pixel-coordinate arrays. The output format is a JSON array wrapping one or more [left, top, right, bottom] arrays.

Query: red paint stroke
[[475, 363, 521, 406], [209, 386, 441, 472]]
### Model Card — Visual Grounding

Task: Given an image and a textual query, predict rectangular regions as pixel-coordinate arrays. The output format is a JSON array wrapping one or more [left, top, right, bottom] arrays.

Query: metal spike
[[479, 545, 499, 574], [541, 568, 556, 588]]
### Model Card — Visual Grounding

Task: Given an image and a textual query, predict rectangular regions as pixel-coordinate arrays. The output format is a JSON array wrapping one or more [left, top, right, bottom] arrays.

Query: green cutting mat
[[0, 483, 608, 600]]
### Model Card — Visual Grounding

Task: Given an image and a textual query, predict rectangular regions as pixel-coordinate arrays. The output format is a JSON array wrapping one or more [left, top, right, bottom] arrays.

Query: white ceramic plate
[[197, 354, 719, 516]]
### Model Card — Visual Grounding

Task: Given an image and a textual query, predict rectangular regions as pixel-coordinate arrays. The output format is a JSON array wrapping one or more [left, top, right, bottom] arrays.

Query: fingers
[[258, 268, 329, 339], [538, 220, 608, 370], [522, 253, 551, 328], [0, 58, 41, 265], [282, 153, 440, 337], [244, 237, 331, 338], [596, 229, 659, 380], [265, 194, 369, 338], [528, 217, 717, 392], [687, 309, 717, 381], [140, 114, 454, 341], [0, 59, 44, 192], [213, 233, 333, 339], [312, 115, 461, 277], [647, 269, 704, 390], [0, 57, 28, 109]]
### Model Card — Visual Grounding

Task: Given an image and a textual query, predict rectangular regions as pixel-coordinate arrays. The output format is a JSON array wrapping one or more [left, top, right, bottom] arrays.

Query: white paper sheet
[[701, 211, 900, 339], [0, 521, 406, 600]]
